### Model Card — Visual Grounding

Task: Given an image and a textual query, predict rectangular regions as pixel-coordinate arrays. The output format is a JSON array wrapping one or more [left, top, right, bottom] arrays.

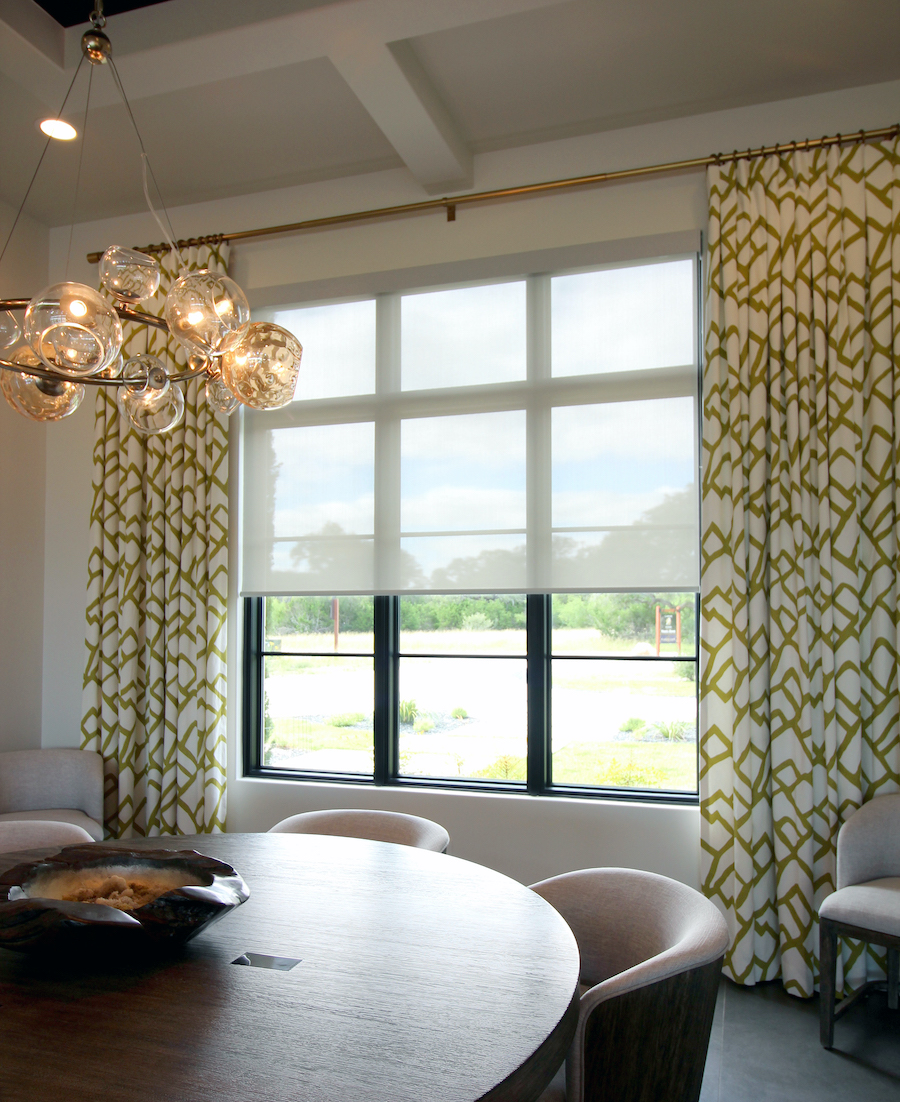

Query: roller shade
[[241, 252, 699, 595]]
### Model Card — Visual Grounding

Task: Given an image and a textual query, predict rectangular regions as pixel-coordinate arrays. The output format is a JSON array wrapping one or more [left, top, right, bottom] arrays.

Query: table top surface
[[0, 832, 580, 1102]]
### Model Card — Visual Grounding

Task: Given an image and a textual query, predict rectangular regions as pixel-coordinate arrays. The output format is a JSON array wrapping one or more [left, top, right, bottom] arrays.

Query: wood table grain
[[0, 832, 579, 1102]]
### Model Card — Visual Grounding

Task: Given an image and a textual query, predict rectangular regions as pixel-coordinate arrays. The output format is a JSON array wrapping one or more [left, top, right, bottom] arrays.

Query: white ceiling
[[2, 0, 899, 226]]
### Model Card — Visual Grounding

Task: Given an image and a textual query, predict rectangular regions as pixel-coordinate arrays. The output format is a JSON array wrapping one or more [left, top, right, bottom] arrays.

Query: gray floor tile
[[698, 979, 726, 1102], [708, 978, 899, 1102]]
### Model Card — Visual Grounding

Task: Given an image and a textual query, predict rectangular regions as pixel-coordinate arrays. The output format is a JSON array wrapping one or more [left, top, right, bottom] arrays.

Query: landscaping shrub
[[652, 718, 690, 741], [461, 611, 493, 631], [619, 716, 647, 735], [475, 754, 527, 781], [263, 691, 275, 765], [602, 751, 664, 788], [399, 699, 418, 724], [330, 712, 366, 727]]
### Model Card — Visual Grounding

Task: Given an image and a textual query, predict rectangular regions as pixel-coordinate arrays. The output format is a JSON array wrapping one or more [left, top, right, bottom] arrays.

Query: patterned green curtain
[[81, 242, 229, 838], [701, 138, 900, 998]]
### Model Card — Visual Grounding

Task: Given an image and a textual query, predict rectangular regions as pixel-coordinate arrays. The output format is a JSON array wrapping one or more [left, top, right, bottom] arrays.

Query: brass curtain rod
[[87, 123, 899, 264]]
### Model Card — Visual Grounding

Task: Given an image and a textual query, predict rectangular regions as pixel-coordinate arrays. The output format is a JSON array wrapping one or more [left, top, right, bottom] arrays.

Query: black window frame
[[242, 592, 699, 804]]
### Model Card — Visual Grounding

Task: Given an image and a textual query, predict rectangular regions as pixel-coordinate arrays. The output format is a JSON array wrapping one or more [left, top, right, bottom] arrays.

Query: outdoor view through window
[[259, 593, 697, 790], [243, 248, 700, 797]]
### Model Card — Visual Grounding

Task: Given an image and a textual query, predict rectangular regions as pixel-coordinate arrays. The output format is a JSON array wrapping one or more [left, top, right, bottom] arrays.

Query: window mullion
[[374, 595, 399, 784], [526, 593, 551, 793], [374, 294, 401, 782], [243, 597, 264, 771], [526, 274, 552, 591], [375, 293, 401, 592]]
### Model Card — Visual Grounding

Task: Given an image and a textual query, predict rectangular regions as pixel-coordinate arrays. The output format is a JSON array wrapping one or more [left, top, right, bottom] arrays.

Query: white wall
[[231, 776, 702, 887], [41, 77, 900, 886], [0, 200, 49, 752]]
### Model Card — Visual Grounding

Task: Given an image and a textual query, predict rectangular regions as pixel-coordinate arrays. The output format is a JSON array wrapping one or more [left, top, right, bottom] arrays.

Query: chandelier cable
[[0, 7, 304, 433], [65, 62, 94, 280], [107, 55, 184, 269], [0, 54, 87, 273], [141, 153, 182, 270]]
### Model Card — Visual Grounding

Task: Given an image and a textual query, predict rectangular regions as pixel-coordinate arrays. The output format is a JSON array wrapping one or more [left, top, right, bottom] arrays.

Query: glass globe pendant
[[205, 375, 239, 414], [99, 246, 161, 303], [0, 345, 84, 421], [219, 322, 302, 409], [0, 9, 304, 439], [96, 352, 124, 380], [116, 354, 184, 435], [0, 310, 20, 351], [24, 282, 123, 377], [164, 270, 250, 357]]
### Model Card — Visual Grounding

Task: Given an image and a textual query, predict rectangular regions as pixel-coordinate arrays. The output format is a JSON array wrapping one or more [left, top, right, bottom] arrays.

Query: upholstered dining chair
[[819, 792, 900, 1048], [530, 867, 729, 1102], [268, 808, 450, 852], [0, 820, 95, 855], [0, 749, 104, 841]]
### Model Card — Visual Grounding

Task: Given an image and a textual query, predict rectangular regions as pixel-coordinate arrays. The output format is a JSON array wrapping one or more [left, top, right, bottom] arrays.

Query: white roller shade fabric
[[241, 253, 699, 595]]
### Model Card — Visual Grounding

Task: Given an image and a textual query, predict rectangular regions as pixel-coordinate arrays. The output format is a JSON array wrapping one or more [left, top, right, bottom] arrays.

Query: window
[[241, 244, 700, 800]]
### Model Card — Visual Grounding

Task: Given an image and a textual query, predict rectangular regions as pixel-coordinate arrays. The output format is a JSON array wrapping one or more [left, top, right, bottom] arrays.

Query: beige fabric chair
[[819, 792, 900, 1048], [268, 808, 450, 852], [530, 867, 728, 1102], [0, 819, 95, 855], [0, 749, 104, 841]]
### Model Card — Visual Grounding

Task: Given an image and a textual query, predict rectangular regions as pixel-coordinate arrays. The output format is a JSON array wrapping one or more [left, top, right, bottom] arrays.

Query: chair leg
[[819, 920, 837, 1048], [888, 948, 899, 1011]]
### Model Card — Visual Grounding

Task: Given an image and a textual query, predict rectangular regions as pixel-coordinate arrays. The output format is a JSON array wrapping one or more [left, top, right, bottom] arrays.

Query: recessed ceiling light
[[40, 118, 77, 141]]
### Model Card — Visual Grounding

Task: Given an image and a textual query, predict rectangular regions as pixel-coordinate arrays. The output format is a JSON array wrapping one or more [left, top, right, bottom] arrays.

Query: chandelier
[[0, 5, 302, 436]]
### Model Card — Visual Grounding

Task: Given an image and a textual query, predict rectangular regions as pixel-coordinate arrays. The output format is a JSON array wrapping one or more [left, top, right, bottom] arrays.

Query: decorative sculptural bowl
[[0, 844, 249, 953]]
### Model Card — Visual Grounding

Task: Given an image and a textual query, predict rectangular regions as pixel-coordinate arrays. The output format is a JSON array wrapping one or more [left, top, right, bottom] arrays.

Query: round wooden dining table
[[0, 832, 580, 1102]]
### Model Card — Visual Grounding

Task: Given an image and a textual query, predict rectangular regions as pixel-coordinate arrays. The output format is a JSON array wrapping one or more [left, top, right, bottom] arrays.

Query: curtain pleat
[[701, 140, 900, 997], [81, 243, 230, 838]]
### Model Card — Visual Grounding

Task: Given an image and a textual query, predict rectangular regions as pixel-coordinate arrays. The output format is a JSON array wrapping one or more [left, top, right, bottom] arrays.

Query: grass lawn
[[472, 739, 697, 791], [266, 654, 372, 675], [552, 663, 695, 696], [550, 628, 695, 657], [552, 739, 697, 791], [266, 715, 373, 754], [262, 627, 698, 791], [267, 628, 695, 660]]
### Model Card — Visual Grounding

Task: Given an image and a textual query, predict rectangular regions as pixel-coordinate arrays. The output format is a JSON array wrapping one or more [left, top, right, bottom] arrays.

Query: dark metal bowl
[[0, 844, 249, 953]]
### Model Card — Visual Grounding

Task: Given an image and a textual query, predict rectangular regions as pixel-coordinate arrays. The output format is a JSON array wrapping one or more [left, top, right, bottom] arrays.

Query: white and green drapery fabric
[[701, 137, 900, 997], [81, 242, 230, 838]]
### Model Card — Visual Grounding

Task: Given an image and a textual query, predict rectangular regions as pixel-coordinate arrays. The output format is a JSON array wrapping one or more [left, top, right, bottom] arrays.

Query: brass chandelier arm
[[0, 297, 204, 386], [0, 356, 209, 387], [0, 298, 169, 332], [1, 13, 298, 428], [86, 123, 900, 263], [0, 357, 124, 386], [168, 365, 212, 382], [114, 304, 170, 331]]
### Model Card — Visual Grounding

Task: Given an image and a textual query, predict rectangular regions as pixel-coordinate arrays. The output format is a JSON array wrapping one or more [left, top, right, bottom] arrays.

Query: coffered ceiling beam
[[330, 38, 472, 193], [0, 0, 64, 109], [0, 0, 570, 192]]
